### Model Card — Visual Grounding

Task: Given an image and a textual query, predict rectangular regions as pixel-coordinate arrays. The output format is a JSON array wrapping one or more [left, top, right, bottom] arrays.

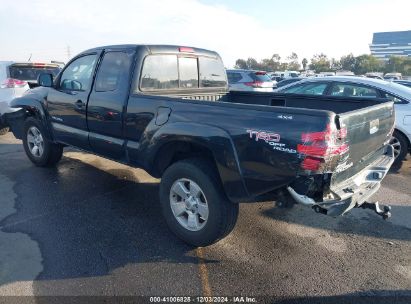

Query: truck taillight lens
[[244, 81, 264, 88], [0, 78, 27, 89], [298, 124, 348, 171]]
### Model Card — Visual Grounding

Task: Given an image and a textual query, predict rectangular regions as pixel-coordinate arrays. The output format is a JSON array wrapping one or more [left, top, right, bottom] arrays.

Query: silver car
[[276, 76, 411, 166], [226, 69, 275, 92]]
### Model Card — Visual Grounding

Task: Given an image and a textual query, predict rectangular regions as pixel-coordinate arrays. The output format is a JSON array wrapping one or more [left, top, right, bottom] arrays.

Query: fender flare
[[142, 122, 250, 203], [9, 97, 53, 140]]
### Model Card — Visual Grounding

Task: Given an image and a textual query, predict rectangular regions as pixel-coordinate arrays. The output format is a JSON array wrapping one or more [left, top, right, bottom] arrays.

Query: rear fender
[[143, 122, 250, 203]]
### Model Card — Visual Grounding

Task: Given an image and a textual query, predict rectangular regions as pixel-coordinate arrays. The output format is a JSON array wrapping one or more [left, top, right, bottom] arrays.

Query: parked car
[[276, 77, 304, 88], [7, 45, 395, 246], [227, 69, 275, 91], [394, 80, 411, 88], [0, 62, 61, 135], [276, 76, 411, 165], [365, 73, 384, 80], [384, 73, 402, 80], [282, 70, 301, 78]]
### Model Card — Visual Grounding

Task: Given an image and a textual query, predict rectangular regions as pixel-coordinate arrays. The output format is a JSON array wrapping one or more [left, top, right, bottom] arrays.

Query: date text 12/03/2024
[[149, 296, 257, 303]]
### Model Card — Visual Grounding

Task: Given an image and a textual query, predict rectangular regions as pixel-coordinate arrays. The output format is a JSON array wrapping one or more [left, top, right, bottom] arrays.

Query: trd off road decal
[[246, 129, 297, 154]]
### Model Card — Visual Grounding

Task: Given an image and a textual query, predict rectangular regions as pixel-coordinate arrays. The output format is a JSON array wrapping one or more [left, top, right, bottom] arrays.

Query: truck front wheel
[[160, 158, 239, 247], [23, 118, 63, 167]]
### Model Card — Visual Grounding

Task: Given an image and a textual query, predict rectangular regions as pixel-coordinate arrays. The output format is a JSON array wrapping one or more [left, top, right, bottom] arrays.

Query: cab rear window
[[139, 54, 226, 92], [199, 57, 227, 88], [140, 55, 179, 90]]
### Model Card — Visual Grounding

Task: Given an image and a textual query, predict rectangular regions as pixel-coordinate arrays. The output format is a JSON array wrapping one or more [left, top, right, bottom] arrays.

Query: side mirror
[[38, 73, 53, 87]]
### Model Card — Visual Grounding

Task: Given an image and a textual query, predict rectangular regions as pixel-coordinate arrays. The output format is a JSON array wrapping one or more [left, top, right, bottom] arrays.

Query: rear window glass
[[330, 83, 378, 98], [249, 72, 271, 82], [227, 72, 242, 83], [199, 57, 227, 88], [179, 57, 198, 88], [9, 66, 61, 81], [139, 55, 227, 91], [282, 83, 327, 95], [140, 55, 179, 90]]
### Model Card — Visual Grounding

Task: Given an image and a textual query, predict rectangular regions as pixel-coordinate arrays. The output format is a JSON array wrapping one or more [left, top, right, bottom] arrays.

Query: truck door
[[47, 53, 99, 149], [87, 50, 134, 160]]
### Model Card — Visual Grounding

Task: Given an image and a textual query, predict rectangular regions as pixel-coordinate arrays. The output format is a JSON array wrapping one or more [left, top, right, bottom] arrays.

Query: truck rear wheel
[[0, 127, 9, 135], [160, 158, 239, 247], [23, 117, 63, 167]]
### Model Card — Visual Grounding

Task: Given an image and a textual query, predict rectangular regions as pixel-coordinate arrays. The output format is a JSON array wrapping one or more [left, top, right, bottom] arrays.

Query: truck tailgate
[[331, 101, 395, 186]]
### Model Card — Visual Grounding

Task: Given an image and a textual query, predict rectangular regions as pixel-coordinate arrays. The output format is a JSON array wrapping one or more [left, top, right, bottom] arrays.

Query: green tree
[[302, 58, 308, 70], [340, 53, 356, 71], [331, 58, 341, 71], [353, 54, 382, 74], [309, 53, 331, 72], [246, 57, 260, 70], [287, 52, 301, 70], [234, 59, 247, 69], [385, 56, 406, 73], [271, 54, 282, 71]]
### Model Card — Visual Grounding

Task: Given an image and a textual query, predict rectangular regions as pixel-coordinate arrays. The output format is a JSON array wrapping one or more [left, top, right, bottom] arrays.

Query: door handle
[[75, 100, 85, 109]]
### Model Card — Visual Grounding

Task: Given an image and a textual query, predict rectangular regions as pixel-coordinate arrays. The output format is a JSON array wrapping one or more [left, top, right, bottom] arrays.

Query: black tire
[[391, 130, 409, 166], [23, 117, 63, 167], [160, 158, 239, 247], [0, 127, 9, 135]]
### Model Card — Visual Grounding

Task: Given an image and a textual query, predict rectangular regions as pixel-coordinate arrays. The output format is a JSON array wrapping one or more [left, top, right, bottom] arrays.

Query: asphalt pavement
[[0, 132, 410, 303]]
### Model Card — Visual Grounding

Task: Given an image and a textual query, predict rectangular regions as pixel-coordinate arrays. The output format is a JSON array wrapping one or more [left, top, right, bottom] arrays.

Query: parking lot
[[0, 132, 410, 301]]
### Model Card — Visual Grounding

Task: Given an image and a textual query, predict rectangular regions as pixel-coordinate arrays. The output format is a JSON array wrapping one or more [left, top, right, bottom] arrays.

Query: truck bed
[[156, 90, 388, 114]]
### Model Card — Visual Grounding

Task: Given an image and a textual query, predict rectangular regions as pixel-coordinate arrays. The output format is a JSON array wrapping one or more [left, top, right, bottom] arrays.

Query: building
[[369, 30, 411, 60]]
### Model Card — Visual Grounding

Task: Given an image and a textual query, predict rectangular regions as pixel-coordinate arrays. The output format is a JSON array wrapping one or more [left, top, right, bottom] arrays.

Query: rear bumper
[[288, 144, 395, 216]]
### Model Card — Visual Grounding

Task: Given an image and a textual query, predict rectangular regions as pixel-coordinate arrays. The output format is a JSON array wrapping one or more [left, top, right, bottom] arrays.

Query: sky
[[0, 0, 410, 67]]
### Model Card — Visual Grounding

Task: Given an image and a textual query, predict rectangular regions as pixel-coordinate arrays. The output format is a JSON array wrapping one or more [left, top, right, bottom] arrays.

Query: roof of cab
[[80, 44, 220, 58]]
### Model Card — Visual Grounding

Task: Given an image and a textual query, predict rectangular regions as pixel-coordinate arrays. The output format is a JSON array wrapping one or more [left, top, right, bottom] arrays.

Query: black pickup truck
[[7, 45, 395, 246]]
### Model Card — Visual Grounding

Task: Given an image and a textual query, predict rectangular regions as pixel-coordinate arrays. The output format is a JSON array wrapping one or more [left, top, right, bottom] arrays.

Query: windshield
[[9, 65, 61, 81]]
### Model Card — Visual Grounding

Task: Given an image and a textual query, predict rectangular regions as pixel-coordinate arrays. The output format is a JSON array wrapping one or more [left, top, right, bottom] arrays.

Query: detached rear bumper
[[0, 100, 21, 128], [288, 144, 395, 216]]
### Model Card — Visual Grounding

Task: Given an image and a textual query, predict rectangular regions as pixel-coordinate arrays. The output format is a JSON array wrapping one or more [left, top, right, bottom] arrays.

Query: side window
[[179, 57, 198, 88], [381, 92, 407, 104], [227, 72, 242, 83], [60, 55, 97, 91], [329, 83, 378, 98], [95, 52, 131, 92], [140, 55, 178, 91], [199, 57, 227, 88], [282, 83, 327, 95]]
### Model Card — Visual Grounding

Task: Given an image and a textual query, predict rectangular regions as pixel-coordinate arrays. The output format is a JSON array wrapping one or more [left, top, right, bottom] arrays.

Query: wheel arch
[[8, 97, 53, 140], [394, 128, 411, 153], [145, 122, 250, 203]]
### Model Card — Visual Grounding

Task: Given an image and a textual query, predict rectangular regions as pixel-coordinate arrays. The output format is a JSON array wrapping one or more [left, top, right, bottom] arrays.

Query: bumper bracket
[[359, 201, 391, 220]]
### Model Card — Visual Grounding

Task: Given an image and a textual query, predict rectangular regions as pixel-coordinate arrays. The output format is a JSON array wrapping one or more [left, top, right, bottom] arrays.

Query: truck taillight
[[0, 78, 27, 89], [244, 81, 264, 88], [298, 124, 348, 171]]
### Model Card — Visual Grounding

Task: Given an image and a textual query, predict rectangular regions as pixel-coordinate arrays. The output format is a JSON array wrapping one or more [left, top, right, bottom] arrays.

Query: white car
[[276, 76, 411, 166], [0, 62, 61, 135], [226, 69, 275, 92]]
